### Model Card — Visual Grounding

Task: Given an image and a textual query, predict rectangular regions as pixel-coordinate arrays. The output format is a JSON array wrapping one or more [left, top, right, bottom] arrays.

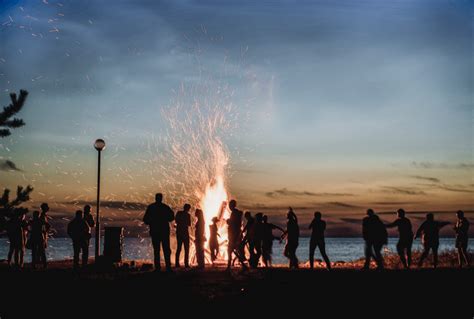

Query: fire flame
[[199, 175, 231, 259]]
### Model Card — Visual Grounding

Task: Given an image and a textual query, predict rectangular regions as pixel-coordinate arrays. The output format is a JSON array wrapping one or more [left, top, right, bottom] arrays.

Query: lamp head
[[94, 138, 106, 151]]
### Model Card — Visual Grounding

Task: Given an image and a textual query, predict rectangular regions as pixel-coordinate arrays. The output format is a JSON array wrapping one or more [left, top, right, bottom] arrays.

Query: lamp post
[[94, 138, 106, 260]]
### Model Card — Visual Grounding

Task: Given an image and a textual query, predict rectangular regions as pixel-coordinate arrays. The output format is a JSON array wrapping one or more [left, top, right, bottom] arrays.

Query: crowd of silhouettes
[[1, 194, 471, 271]]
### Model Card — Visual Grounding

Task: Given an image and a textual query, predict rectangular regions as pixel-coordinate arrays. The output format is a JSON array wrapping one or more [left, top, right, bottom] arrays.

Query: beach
[[1, 250, 473, 318]]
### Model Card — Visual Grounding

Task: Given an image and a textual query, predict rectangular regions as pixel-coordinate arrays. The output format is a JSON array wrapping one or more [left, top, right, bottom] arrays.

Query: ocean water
[[0, 237, 462, 265]]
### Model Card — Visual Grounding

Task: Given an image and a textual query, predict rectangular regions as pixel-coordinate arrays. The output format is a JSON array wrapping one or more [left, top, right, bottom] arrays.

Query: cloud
[[381, 186, 426, 196], [436, 185, 474, 193], [372, 201, 423, 205], [327, 202, 360, 208], [339, 218, 361, 224], [411, 161, 474, 170], [265, 188, 354, 198], [65, 200, 147, 210], [410, 175, 440, 183], [0, 160, 22, 171]]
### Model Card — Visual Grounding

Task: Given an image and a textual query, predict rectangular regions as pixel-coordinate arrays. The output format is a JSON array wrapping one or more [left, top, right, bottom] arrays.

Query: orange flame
[[199, 175, 231, 262]]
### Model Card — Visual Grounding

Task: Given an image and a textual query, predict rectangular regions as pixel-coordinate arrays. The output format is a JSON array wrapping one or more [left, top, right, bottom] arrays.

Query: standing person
[[262, 215, 284, 267], [362, 209, 387, 270], [39, 203, 51, 266], [82, 205, 95, 266], [283, 208, 300, 269], [67, 210, 90, 269], [454, 210, 470, 268], [29, 211, 47, 269], [226, 200, 246, 269], [174, 203, 191, 268], [308, 212, 331, 270], [385, 209, 413, 269], [415, 213, 449, 269], [243, 211, 256, 266], [251, 213, 265, 268], [7, 209, 28, 268], [209, 217, 220, 263], [143, 193, 175, 272], [194, 209, 206, 269]]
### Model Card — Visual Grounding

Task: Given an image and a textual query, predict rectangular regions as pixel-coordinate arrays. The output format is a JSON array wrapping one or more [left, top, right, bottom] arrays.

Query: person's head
[[84, 205, 91, 214], [183, 203, 191, 212], [33, 210, 40, 219], [75, 210, 83, 219], [212, 217, 219, 224], [229, 199, 237, 210], [255, 213, 263, 223], [397, 209, 405, 218], [367, 209, 375, 217], [155, 193, 163, 203], [456, 210, 464, 219], [195, 209, 203, 220], [426, 213, 434, 221], [244, 211, 252, 220], [40, 203, 49, 213], [287, 208, 295, 220], [263, 215, 268, 223], [314, 211, 322, 220]]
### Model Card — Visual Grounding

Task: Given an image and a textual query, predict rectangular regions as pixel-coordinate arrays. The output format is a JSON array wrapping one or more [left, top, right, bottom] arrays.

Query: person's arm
[[89, 215, 95, 228], [271, 223, 285, 232], [385, 220, 397, 228], [414, 222, 424, 239], [67, 222, 72, 238], [168, 207, 175, 222], [438, 221, 450, 229], [143, 206, 151, 225], [362, 219, 368, 240], [308, 220, 314, 230]]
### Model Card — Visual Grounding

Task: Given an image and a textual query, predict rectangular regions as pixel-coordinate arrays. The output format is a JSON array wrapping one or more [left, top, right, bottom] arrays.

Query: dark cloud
[[372, 201, 423, 205], [381, 186, 426, 196], [411, 161, 474, 170], [0, 160, 22, 171], [327, 202, 360, 208], [339, 218, 361, 225], [265, 188, 354, 198], [410, 175, 440, 183], [436, 185, 474, 193], [66, 200, 147, 210]]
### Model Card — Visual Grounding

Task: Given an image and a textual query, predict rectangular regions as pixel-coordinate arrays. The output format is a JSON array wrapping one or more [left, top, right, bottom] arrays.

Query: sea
[[0, 237, 462, 265]]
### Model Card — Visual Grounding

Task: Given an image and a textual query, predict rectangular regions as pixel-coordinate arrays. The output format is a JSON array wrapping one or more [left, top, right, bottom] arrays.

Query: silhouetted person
[[415, 213, 449, 269], [143, 193, 175, 271], [385, 208, 413, 269], [209, 217, 220, 263], [250, 213, 265, 268], [262, 215, 284, 267], [284, 208, 299, 269], [309, 212, 331, 270], [67, 210, 90, 269], [454, 210, 470, 268], [175, 203, 191, 268], [29, 211, 47, 269], [194, 209, 206, 269], [243, 211, 256, 266], [82, 205, 95, 266], [226, 200, 246, 269], [7, 209, 28, 268], [39, 203, 51, 266], [362, 209, 387, 270]]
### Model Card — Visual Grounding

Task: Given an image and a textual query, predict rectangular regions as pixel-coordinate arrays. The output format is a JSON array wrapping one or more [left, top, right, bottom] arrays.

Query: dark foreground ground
[[0, 260, 473, 318]]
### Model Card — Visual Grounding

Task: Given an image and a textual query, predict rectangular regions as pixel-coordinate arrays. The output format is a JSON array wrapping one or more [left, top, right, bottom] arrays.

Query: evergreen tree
[[0, 89, 28, 137]]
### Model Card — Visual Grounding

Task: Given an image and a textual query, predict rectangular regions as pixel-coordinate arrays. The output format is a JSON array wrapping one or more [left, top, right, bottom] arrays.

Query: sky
[[0, 0, 473, 225]]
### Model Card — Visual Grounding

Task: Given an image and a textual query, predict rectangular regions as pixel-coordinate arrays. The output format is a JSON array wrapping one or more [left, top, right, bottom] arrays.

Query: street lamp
[[94, 138, 106, 260]]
